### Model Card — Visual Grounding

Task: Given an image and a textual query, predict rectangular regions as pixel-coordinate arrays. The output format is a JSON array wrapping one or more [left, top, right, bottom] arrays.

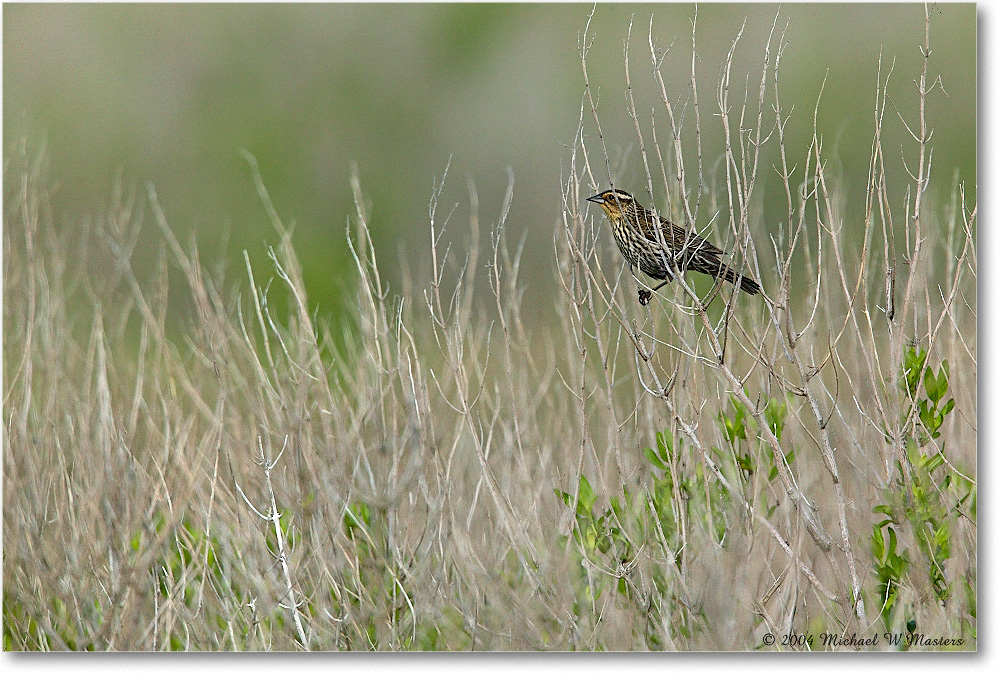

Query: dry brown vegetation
[[3, 8, 975, 650]]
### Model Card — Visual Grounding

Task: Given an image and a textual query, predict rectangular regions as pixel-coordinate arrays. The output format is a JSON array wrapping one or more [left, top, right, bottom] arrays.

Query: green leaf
[[942, 398, 955, 416], [925, 452, 945, 473], [578, 475, 597, 514], [764, 396, 788, 440], [643, 445, 666, 471], [901, 345, 927, 396], [871, 525, 886, 559], [923, 366, 940, 403], [657, 429, 674, 460]]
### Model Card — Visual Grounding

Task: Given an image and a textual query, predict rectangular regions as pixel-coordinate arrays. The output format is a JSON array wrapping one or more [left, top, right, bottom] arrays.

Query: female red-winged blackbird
[[587, 188, 761, 304]]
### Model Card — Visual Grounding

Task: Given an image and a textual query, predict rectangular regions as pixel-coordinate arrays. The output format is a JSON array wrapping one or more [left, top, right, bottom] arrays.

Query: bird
[[587, 188, 761, 305]]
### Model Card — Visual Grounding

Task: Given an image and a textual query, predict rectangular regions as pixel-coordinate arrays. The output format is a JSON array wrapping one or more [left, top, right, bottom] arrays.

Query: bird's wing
[[646, 217, 724, 257], [635, 214, 663, 243]]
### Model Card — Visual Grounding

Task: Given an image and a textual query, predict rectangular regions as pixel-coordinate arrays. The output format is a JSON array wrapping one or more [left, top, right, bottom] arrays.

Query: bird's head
[[587, 189, 636, 220]]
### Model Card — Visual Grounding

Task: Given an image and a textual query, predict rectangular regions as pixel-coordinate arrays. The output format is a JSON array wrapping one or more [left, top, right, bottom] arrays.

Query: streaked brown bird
[[587, 188, 761, 304]]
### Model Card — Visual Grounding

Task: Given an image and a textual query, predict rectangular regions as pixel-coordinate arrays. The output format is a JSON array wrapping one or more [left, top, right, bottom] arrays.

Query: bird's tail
[[720, 263, 761, 295]]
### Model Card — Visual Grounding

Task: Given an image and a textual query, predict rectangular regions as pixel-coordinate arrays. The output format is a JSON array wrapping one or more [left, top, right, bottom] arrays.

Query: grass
[[3, 7, 975, 650]]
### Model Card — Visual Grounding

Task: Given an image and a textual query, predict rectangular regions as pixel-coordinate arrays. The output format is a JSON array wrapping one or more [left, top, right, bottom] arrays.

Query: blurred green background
[[4, 3, 976, 319]]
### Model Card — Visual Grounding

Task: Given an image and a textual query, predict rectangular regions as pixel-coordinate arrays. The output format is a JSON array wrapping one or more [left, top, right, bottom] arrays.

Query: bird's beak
[[586, 194, 603, 204]]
